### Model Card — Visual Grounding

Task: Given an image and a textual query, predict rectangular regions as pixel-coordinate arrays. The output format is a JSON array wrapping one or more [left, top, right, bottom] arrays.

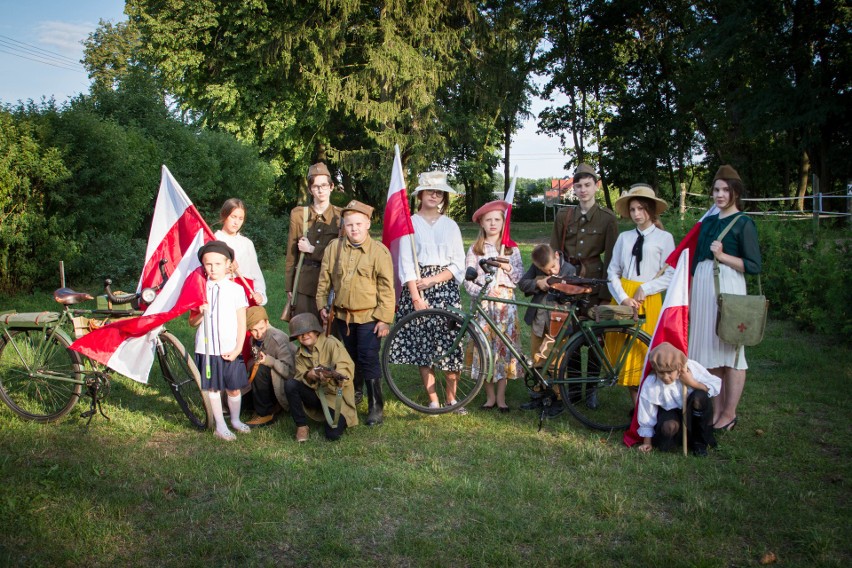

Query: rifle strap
[[318, 386, 344, 428]]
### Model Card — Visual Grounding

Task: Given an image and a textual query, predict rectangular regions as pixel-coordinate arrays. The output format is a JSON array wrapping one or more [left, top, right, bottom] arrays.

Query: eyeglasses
[[422, 190, 444, 196], [310, 183, 332, 192]]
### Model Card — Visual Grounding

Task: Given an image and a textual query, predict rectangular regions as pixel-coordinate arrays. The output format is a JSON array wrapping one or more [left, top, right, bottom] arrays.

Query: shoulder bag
[[713, 215, 768, 355]]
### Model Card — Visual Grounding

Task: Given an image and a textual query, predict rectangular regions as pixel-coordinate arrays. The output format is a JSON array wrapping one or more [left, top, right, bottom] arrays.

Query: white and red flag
[[70, 166, 214, 383], [381, 145, 416, 301], [500, 166, 519, 250], [623, 249, 691, 447], [663, 204, 718, 271]]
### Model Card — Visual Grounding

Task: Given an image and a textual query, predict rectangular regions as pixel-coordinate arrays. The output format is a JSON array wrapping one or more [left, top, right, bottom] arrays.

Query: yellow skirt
[[604, 278, 661, 387]]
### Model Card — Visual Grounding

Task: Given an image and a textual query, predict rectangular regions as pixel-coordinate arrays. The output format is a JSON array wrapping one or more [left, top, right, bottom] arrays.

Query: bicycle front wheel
[[0, 328, 84, 422], [156, 331, 211, 430], [558, 325, 651, 431], [381, 309, 490, 414]]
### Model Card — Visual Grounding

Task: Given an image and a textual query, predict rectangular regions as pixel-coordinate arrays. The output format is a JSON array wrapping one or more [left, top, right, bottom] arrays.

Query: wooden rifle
[[324, 216, 345, 337]]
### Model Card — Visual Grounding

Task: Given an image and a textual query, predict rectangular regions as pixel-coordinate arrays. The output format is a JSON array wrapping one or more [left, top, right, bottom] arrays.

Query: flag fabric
[[623, 249, 691, 447], [70, 231, 209, 383], [381, 144, 416, 301], [663, 205, 718, 270], [137, 165, 216, 292], [500, 166, 519, 250], [70, 165, 215, 383]]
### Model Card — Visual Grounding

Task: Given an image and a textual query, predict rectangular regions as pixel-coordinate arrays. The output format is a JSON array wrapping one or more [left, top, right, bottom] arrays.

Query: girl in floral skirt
[[463, 201, 523, 412]]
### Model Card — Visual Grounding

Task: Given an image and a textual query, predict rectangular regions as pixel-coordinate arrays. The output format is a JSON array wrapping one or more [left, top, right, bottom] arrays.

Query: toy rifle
[[324, 217, 345, 337], [282, 205, 310, 321]]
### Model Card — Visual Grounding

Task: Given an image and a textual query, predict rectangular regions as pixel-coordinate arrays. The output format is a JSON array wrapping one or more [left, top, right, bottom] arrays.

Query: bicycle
[[0, 262, 211, 429], [381, 258, 652, 431]]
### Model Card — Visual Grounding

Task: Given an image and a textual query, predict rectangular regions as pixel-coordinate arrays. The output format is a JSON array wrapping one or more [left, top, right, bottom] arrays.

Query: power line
[[0, 34, 82, 65], [0, 46, 85, 73]]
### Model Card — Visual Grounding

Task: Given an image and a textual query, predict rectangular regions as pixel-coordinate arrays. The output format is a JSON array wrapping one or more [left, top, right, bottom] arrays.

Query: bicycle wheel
[[558, 325, 651, 431], [0, 328, 84, 422], [381, 309, 490, 414], [156, 331, 211, 430]]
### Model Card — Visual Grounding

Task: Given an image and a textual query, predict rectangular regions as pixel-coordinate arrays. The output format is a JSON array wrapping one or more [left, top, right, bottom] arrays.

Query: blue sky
[[0, 0, 570, 181]]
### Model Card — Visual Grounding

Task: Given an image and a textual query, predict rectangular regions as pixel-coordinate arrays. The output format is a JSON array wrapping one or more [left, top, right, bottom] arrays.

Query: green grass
[[0, 224, 850, 567]]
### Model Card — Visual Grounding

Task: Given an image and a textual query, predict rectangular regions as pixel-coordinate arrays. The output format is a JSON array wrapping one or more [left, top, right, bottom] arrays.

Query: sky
[[0, 1, 572, 181]]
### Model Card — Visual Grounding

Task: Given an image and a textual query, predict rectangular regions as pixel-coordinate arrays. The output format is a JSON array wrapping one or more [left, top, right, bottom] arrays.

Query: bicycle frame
[[454, 270, 647, 392]]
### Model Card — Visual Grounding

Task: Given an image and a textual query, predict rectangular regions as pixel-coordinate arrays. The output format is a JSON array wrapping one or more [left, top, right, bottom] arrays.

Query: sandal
[[480, 403, 496, 410], [714, 416, 738, 432]]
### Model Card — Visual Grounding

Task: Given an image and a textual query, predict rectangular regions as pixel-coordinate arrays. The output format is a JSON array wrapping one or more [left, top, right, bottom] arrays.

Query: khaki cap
[[713, 164, 741, 182], [308, 162, 331, 180], [573, 163, 599, 181], [341, 200, 374, 219], [246, 306, 269, 330]]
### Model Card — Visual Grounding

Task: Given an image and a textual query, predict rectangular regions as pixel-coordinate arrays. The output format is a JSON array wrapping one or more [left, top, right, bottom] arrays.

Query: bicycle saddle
[[54, 288, 94, 305]]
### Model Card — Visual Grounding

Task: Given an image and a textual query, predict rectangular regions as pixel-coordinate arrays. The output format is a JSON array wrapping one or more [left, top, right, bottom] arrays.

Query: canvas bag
[[713, 215, 768, 349]]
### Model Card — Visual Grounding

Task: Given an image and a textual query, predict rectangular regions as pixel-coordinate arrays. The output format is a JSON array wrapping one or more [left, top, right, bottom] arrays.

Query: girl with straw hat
[[606, 184, 675, 405]]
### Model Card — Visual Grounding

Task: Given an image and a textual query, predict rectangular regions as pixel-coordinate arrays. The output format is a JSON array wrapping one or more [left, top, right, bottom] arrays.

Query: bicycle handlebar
[[103, 259, 170, 305]]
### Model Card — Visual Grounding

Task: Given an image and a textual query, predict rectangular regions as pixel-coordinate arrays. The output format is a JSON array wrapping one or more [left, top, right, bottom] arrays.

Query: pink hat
[[472, 200, 509, 224]]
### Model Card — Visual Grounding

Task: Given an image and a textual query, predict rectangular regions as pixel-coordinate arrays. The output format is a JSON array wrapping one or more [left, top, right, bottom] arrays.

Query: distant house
[[549, 178, 575, 204]]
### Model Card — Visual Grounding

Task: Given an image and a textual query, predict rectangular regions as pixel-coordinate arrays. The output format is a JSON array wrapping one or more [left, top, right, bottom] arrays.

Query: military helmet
[[289, 313, 324, 339]]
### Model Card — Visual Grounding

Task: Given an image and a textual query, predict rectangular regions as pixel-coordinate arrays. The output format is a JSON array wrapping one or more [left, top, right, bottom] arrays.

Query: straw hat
[[413, 171, 460, 195], [613, 184, 669, 219]]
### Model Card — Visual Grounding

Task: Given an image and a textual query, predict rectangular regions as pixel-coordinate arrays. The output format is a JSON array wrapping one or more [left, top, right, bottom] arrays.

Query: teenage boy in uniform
[[316, 200, 395, 426], [244, 306, 295, 428], [522, 163, 618, 412]]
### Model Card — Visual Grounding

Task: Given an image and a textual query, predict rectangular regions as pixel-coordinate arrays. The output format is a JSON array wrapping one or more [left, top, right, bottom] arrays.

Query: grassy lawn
[[0, 223, 849, 567]]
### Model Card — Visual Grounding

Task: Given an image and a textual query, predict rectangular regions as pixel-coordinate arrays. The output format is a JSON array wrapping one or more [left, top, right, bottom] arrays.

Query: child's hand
[[638, 442, 653, 453], [536, 277, 550, 291], [415, 277, 434, 291], [251, 291, 264, 304], [679, 366, 707, 392], [198, 303, 209, 314], [256, 351, 267, 366], [621, 298, 640, 309], [221, 349, 240, 362]]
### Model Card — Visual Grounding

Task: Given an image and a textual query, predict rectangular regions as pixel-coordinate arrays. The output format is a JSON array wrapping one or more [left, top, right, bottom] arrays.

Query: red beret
[[472, 200, 509, 224]]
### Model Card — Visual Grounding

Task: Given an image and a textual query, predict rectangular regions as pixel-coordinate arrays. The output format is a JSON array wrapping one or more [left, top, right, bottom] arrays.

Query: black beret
[[197, 240, 235, 263]]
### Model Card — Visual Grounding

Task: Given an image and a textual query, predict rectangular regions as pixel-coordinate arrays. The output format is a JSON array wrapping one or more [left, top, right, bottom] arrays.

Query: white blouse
[[398, 214, 466, 285], [607, 225, 675, 305], [214, 230, 267, 305], [636, 359, 721, 438], [193, 278, 249, 355]]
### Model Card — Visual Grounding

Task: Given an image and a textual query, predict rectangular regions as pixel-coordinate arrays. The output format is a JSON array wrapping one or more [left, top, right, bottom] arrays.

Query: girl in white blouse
[[214, 198, 267, 306], [606, 185, 675, 403]]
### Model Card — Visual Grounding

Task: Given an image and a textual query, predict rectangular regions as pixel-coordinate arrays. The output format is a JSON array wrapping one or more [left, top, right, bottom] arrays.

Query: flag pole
[[682, 382, 688, 457], [397, 145, 420, 280], [409, 234, 421, 280]]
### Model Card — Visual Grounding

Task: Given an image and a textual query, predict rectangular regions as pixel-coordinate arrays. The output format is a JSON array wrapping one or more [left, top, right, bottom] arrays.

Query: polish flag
[[663, 205, 719, 271], [500, 166, 519, 250], [70, 231, 209, 383], [381, 144, 416, 301], [137, 165, 216, 292], [70, 166, 215, 383], [623, 249, 690, 447]]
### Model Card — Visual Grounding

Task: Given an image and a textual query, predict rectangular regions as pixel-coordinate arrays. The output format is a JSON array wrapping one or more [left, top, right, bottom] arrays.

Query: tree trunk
[[796, 149, 810, 212]]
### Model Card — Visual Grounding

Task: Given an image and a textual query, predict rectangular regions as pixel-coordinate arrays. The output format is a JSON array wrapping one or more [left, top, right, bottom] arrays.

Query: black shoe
[[364, 379, 383, 426], [585, 388, 599, 410], [546, 401, 565, 418], [520, 398, 544, 411], [354, 389, 364, 406], [691, 444, 708, 457]]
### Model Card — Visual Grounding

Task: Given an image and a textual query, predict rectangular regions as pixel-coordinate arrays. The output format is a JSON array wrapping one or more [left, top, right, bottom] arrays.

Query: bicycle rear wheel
[[558, 325, 651, 431], [156, 331, 211, 430], [0, 328, 84, 422], [381, 309, 490, 414]]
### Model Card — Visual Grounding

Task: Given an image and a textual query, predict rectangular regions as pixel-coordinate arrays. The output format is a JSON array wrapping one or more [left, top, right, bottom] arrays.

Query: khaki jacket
[[293, 334, 358, 427], [316, 235, 395, 325], [550, 204, 618, 302], [285, 205, 342, 296]]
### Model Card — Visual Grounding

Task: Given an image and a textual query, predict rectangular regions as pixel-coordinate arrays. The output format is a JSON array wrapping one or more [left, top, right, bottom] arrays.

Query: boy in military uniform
[[316, 200, 395, 426], [523, 163, 618, 413], [285, 313, 358, 442], [244, 306, 295, 428], [284, 162, 343, 320]]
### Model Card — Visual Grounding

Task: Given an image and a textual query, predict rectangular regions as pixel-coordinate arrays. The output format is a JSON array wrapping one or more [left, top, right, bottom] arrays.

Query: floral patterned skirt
[[388, 265, 463, 370], [474, 285, 520, 382]]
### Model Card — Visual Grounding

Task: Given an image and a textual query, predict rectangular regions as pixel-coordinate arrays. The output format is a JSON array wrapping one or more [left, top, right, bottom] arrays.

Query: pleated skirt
[[689, 260, 748, 370]]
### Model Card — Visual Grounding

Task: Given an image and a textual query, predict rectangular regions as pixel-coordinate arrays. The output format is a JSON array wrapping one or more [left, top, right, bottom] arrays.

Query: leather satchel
[[713, 215, 768, 349]]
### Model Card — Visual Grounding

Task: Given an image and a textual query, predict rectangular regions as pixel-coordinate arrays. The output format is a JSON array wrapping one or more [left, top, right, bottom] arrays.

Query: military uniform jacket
[[549, 204, 618, 302], [293, 334, 358, 427], [285, 205, 342, 296], [256, 325, 296, 410], [316, 235, 396, 325]]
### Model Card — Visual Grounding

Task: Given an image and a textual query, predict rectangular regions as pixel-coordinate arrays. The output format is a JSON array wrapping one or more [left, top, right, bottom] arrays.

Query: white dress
[[215, 230, 267, 305]]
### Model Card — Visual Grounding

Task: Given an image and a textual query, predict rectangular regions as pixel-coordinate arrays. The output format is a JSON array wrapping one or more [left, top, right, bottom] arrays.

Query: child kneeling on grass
[[637, 342, 720, 457], [285, 313, 358, 442]]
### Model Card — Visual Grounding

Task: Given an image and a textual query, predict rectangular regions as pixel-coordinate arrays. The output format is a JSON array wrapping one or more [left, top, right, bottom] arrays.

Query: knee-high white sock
[[228, 394, 247, 429], [207, 391, 229, 434]]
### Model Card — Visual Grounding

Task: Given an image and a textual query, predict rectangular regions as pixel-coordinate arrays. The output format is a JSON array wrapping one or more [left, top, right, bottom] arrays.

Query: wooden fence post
[[680, 183, 686, 218]]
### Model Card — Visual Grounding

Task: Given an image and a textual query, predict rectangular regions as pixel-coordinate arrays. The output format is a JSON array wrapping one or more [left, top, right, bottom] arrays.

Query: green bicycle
[[0, 263, 211, 429], [381, 258, 651, 431]]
